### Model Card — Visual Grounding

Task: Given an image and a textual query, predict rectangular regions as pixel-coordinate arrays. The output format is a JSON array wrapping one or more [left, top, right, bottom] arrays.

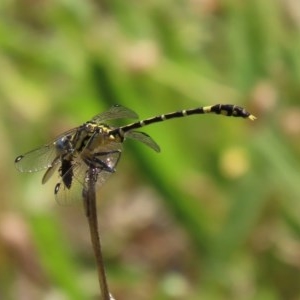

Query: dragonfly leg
[[83, 150, 121, 173]]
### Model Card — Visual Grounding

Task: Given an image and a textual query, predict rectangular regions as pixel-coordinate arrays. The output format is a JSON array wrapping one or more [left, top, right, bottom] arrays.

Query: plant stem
[[84, 169, 112, 300]]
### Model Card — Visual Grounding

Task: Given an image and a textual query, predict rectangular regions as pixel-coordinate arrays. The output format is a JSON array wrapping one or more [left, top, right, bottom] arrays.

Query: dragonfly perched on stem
[[15, 103, 256, 299], [15, 104, 256, 205]]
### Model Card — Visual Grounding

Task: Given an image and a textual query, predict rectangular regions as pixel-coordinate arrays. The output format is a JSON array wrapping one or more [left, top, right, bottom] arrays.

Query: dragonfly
[[15, 104, 256, 205]]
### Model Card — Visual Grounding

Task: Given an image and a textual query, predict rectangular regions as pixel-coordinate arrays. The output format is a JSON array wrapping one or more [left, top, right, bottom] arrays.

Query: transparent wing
[[54, 180, 86, 206], [54, 162, 88, 205], [92, 150, 122, 177], [41, 157, 60, 184], [125, 131, 160, 152], [15, 128, 77, 173], [15, 144, 58, 173], [54, 148, 122, 205], [91, 105, 138, 124], [15, 106, 133, 173], [88, 137, 123, 156]]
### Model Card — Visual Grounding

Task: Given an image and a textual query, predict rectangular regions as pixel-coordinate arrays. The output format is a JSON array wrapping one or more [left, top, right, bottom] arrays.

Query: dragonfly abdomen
[[115, 104, 256, 136]]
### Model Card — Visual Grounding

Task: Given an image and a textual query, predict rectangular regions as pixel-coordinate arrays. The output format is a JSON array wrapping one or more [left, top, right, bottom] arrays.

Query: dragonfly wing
[[42, 158, 60, 184], [91, 105, 139, 123], [54, 176, 85, 206], [15, 144, 59, 173], [54, 150, 122, 205], [54, 157, 88, 205], [94, 150, 122, 181], [81, 140, 122, 186], [15, 128, 78, 173], [125, 131, 160, 152]]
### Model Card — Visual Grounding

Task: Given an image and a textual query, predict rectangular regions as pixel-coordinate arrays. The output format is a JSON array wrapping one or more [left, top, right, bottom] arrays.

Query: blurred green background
[[1, 0, 300, 299]]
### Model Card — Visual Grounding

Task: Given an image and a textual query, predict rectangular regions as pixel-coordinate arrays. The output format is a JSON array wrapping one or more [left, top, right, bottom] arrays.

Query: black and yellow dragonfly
[[15, 104, 256, 204]]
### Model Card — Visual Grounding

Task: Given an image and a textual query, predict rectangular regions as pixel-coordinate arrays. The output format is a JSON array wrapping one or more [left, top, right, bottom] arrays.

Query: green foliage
[[1, 0, 300, 299]]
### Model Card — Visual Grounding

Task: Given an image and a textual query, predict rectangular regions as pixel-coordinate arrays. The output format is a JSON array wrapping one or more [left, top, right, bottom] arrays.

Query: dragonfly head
[[55, 136, 72, 153]]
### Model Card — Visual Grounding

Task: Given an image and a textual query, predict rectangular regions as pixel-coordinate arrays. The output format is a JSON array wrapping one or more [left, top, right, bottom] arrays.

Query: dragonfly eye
[[55, 138, 66, 150], [55, 137, 71, 151]]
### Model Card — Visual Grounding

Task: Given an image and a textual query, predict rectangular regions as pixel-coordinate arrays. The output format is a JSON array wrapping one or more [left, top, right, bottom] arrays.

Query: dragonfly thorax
[[71, 122, 109, 153], [80, 122, 121, 151]]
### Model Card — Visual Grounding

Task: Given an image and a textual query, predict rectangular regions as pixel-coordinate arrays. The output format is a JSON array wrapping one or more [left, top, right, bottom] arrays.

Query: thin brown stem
[[84, 169, 112, 300]]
